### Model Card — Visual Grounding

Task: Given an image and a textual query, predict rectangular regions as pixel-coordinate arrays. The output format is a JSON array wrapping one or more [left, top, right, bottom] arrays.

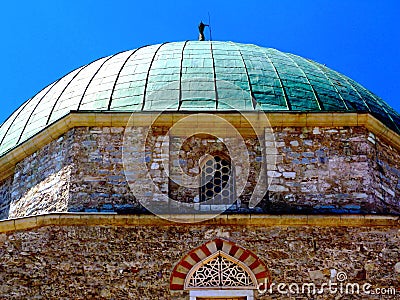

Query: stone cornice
[[0, 213, 399, 233], [0, 111, 399, 181]]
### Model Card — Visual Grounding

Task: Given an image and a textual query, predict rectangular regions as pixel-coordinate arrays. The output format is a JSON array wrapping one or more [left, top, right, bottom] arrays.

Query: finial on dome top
[[198, 21, 209, 41]]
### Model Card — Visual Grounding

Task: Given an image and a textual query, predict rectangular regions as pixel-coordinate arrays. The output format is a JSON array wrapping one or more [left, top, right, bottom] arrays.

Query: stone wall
[[264, 126, 400, 214], [0, 124, 399, 219], [7, 133, 74, 218], [68, 127, 136, 212], [372, 131, 400, 213], [0, 222, 398, 299], [0, 176, 12, 219]]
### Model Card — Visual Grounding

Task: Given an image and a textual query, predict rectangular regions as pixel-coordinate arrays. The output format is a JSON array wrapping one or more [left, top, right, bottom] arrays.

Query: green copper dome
[[0, 41, 399, 156]]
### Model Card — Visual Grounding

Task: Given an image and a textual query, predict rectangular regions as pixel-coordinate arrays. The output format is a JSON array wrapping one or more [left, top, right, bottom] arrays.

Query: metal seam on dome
[[0, 96, 31, 129], [46, 63, 92, 125], [375, 102, 400, 133], [259, 47, 291, 110], [330, 68, 372, 113], [210, 41, 219, 109], [282, 53, 324, 110], [141, 43, 168, 111], [77, 54, 118, 110], [16, 78, 64, 145], [0, 97, 33, 150], [108, 47, 147, 110], [303, 58, 350, 110], [178, 41, 189, 111], [349, 79, 400, 133], [373, 101, 400, 133], [232, 42, 257, 109]]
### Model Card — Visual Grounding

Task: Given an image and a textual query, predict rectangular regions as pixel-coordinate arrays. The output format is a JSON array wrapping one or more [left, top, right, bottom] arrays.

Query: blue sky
[[0, 0, 399, 124]]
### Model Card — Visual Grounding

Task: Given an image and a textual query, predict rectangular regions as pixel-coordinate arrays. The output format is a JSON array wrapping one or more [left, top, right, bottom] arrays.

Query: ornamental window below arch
[[185, 251, 257, 290]]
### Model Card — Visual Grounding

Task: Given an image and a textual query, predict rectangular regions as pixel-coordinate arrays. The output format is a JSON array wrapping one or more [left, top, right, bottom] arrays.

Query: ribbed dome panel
[[1, 41, 399, 156]]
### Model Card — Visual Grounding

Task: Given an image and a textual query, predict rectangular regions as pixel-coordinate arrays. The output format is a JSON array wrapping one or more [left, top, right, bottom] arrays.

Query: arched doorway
[[170, 238, 270, 300]]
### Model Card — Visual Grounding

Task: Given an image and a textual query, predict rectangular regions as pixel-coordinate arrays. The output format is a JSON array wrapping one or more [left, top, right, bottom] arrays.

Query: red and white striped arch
[[170, 238, 271, 290]]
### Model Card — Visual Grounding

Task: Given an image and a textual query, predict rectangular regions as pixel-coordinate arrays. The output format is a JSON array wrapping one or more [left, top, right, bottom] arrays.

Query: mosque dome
[[1, 38, 400, 300], [0, 41, 399, 157]]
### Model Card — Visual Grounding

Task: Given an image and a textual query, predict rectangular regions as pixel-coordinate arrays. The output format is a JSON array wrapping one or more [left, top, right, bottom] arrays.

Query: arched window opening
[[199, 155, 236, 209]]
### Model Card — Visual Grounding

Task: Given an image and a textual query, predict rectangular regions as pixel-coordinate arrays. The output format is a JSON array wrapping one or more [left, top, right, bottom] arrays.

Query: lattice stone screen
[[200, 156, 235, 206], [186, 252, 256, 289]]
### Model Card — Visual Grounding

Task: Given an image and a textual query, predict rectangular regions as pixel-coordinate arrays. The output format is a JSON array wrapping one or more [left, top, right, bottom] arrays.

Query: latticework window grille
[[186, 253, 255, 289], [200, 156, 235, 205]]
